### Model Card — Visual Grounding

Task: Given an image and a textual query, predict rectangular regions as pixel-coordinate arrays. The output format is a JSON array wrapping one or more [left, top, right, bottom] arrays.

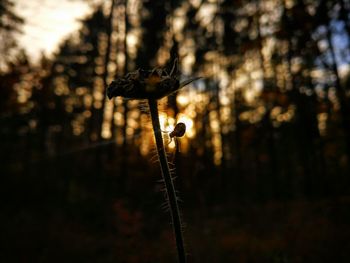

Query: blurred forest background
[[1, 0, 350, 262]]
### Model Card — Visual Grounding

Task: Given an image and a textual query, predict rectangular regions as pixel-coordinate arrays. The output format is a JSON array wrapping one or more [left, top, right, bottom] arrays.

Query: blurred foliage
[[1, 0, 350, 262], [0, 0, 24, 69]]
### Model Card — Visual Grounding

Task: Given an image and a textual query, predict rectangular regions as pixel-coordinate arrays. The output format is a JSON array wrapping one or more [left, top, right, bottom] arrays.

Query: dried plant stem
[[148, 98, 186, 263]]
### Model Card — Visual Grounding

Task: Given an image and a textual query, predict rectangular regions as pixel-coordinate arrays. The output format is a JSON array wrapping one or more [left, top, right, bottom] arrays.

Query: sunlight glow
[[195, 3, 216, 28], [317, 113, 328, 136], [177, 94, 190, 107], [11, 0, 345, 172], [270, 105, 296, 127], [101, 100, 114, 139], [15, 0, 92, 61], [209, 110, 222, 165]]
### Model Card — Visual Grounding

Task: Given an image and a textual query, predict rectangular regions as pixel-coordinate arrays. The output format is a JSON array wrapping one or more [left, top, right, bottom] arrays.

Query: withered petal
[[106, 63, 201, 100]]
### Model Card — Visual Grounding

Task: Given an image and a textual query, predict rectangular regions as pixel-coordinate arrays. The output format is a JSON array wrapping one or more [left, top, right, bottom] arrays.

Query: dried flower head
[[107, 59, 201, 100]]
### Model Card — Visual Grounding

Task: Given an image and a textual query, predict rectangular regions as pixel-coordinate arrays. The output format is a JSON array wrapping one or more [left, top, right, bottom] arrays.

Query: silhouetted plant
[[107, 59, 200, 263]]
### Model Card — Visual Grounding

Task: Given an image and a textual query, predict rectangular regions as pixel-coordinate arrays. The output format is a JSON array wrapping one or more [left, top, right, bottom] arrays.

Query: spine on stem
[[148, 98, 186, 263]]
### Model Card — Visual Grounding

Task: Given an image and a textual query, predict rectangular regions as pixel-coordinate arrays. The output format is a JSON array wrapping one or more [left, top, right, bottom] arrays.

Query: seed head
[[107, 59, 201, 100]]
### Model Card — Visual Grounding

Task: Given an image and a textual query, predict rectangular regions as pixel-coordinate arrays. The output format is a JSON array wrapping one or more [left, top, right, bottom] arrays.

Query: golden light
[[101, 122, 112, 139], [71, 115, 86, 136], [179, 38, 196, 74], [114, 110, 124, 126], [53, 76, 69, 96], [159, 113, 169, 131], [16, 0, 92, 61], [195, 3, 216, 28], [83, 110, 91, 118], [126, 127, 134, 137], [101, 99, 114, 139], [270, 105, 296, 127], [317, 113, 328, 136], [140, 138, 150, 156], [15, 79, 32, 104], [126, 31, 139, 58], [168, 140, 176, 149], [83, 94, 93, 108]]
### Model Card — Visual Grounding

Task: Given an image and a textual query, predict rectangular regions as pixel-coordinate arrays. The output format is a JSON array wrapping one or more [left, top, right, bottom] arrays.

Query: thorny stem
[[148, 99, 186, 263]]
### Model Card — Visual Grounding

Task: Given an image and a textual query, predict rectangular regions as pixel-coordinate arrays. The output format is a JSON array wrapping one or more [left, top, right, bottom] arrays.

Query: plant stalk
[[148, 98, 186, 263]]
